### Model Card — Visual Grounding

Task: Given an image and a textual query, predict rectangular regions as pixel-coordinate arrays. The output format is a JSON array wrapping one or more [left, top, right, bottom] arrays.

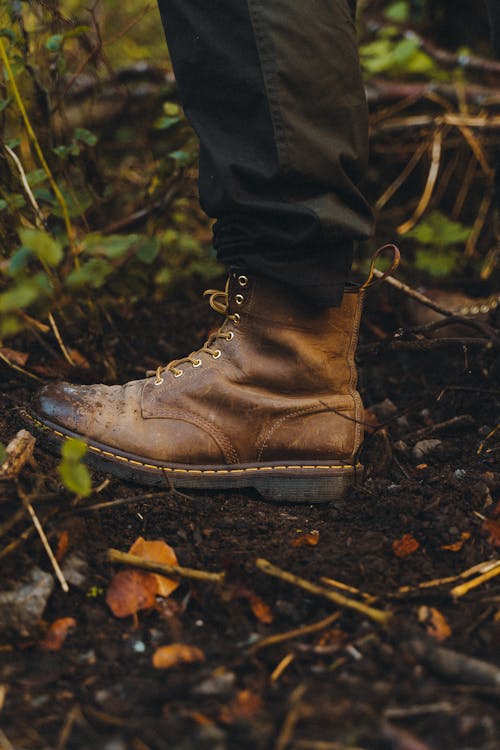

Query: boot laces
[[148, 279, 240, 385]]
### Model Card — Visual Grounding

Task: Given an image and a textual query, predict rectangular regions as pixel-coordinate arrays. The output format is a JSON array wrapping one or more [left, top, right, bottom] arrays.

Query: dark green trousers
[[157, 0, 373, 305]]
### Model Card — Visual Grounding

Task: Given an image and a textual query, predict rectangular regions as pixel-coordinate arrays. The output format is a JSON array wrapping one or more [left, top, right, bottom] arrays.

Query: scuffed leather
[[36, 272, 364, 465]]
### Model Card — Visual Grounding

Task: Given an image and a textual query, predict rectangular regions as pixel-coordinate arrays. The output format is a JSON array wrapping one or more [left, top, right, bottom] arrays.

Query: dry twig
[[107, 548, 225, 583], [256, 559, 392, 626]]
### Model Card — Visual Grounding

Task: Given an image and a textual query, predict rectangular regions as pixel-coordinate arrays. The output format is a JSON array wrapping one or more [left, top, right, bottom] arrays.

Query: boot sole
[[24, 410, 362, 504]]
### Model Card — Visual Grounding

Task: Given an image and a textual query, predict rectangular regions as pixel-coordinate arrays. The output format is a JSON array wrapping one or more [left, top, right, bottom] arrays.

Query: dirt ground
[[1, 286, 500, 750]]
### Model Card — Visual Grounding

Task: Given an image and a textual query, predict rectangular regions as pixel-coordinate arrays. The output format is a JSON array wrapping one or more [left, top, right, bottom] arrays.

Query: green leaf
[[0, 97, 11, 113], [405, 211, 471, 248], [66, 258, 114, 289], [0, 199, 8, 211], [0, 274, 51, 313], [414, 248, 461, 277], [169, 150, 192, 166], [59, 459, 92, 497], [83, 234, 139, 259], [61, 438, 88, 462], [163, 102, 181, 117], [136, 237, 160, 264], [46, 34, 63, 52], [154, 115, 181, 131], [18, 228, 63, 266], [0, 442, 7, 465], [58, 439, 92, 497], [0, 316, 23, 338], [26, 169, 48, 187], [8, 246, 33, 275], [74, 127, 98, 146], [384, 1, 410, 22]]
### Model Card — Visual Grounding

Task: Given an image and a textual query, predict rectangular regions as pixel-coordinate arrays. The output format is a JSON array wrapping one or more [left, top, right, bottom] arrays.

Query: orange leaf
[[392, 533, 420, 559], [250, 594, 274, 624], [291, 530, 320, 548], [220, 690, 262, 724], [55, 530, 70, 563], [39, 617, 77, 651], [152, 643, 205, 670], [0, 347, 29, 367], [482, 518, 500, 548], [106, 569, 158, 618], [419, 606, 451, 642], [441, 532, 471, 552], [128, 537, 180, 598]]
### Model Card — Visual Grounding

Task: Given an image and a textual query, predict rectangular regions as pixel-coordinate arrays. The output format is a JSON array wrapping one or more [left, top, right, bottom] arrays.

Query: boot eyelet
[[238, 275, 248, 287], [235, 294, 244, 305], [212, 350, 222, 359], [192, 359, 202, 368], [174, 369, 184, 377], [226, 331, 234, 341], [233, 313, 241, 325], [154, 377, 164, 386]]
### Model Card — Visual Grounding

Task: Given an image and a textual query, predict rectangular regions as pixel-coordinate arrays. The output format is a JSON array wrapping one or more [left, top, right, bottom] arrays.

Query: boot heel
[[252, 467, 360, 504]]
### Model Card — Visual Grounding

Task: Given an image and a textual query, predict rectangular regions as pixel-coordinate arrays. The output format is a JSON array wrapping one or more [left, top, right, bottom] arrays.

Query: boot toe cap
[[35, 382, 93, 434]]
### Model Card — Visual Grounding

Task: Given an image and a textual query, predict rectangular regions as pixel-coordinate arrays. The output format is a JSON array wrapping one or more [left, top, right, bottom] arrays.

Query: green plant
[[57, 438, 92, 497]]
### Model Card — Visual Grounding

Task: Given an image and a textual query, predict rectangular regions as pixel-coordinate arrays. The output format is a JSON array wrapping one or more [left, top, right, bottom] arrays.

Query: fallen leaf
[[128, 537, 180, 597], [418, 606, 452, 642], [416, 464, 428, 470], [39, 617, 77, 651], [482, 518, 500, 548], [0, 347, 29, 366], [392, 533, 420, 559], [291, 530, 320, 548], [440, 532, 471, 552], [55, 530, 70, 563], [220, 689, 262, 724], [106, 569, 158, 618], [249, 594, 273, 624], [152, 643, 205, 670]]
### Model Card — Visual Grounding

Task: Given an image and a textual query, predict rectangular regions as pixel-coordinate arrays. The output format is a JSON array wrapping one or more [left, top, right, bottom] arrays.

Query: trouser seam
[[246, 0, 292, 174]]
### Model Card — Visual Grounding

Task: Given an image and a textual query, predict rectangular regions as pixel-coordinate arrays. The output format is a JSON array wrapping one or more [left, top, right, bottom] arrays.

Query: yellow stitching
[[25, 412, 360, 475]]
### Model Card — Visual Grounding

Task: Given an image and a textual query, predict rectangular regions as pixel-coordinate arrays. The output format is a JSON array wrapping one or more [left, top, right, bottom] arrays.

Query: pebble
[[454, 469, 467, 480], [193, 671, 235, 697], [61, 553, 88, 589], [0, 567, 54, 637], [412, 439, 443, 461], [131, 640, 146, 653]]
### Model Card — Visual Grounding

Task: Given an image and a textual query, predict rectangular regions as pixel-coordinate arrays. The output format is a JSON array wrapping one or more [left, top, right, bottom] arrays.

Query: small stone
[[132, 640, 146, 653], [0, 567, 54, 637], [193, 671, 236, 697], [412, 439, 443, 461], [61, 553, 88, 589], [454, 469, 466, 480]]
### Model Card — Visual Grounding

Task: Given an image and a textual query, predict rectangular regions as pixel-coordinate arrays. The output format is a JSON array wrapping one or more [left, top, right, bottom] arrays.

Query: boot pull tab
[[360, 244, 401, 291]]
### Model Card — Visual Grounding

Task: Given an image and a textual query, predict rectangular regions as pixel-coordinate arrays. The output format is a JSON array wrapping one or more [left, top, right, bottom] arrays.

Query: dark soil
[[1, 287, 500, 750]]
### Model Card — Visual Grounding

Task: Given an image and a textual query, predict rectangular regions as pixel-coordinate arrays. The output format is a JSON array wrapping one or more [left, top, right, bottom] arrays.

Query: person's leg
[[157, 0, 373, 306], [29, 0, 377, 503]]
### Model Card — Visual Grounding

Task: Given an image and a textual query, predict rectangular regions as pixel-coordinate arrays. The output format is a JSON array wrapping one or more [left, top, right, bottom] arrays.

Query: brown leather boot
[[29, 271, 370, 503]]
